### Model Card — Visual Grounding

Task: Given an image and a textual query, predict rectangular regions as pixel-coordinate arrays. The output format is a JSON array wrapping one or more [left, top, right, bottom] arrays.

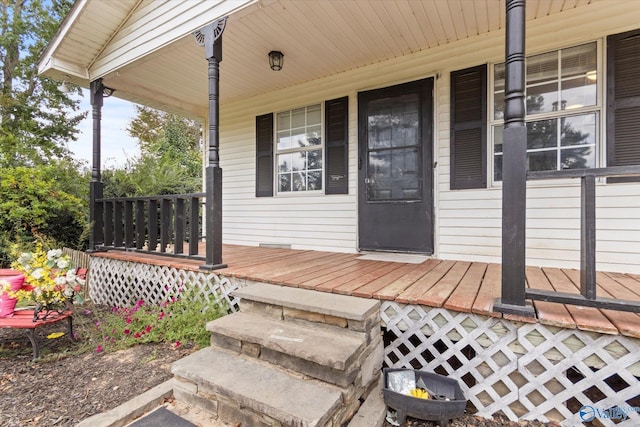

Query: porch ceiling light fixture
[[268, 50, 284, 71]]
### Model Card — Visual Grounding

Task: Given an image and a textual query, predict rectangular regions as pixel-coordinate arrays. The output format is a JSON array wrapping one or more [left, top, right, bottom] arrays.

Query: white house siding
[[218, 1, 640, 273]]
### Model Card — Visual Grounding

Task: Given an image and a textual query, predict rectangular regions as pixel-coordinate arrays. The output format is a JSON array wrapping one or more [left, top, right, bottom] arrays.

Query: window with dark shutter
[[324, 96, 349, 194], [255, 113, 274, 197], [450, 65, 487, 189], [607, 28, 640, 181]]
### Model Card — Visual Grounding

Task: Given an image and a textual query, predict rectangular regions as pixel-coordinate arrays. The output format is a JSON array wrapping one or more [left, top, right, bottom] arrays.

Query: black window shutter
[[607, 29, 640, 180], [450, 65, 487, 190], [255, 113, 274, 197], [324, 96, 349, 194]]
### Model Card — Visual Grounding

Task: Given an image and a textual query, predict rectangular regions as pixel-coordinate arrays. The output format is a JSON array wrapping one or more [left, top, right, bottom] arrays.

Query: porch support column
[[494, 0, 535, 317], [88, 78, 105, 252], [199, 19, 227, 270]]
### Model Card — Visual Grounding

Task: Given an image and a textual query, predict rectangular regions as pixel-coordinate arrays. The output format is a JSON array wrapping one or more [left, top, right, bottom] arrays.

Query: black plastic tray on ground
[[383, 368, 467, 427]]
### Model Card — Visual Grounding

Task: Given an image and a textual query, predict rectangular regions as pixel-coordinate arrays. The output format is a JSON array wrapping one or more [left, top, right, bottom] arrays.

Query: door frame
[[357, 77, 434, 254]]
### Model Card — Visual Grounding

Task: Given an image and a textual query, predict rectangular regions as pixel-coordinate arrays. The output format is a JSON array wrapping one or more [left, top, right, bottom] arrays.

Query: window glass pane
[[293, 172, 306, 191], [291, 129, 306, 148], [308, 171, 322, 190], [291, 108, 305, 129], [561, 43, 597, 80], [307, 125, 321, 146], [494, 64, 505, 120], [494, 63, 505, 91], [291, 151, 306, 171], [277, 111, 290, 130], [307, 104, 321, 126], [279, 173, 291, 192], [561, 113, 596, 147], [277, 132, 291, 150], [526, 82, 559, 114], [278, 153, 292, 172], [527, 119, 557, 150], [561, 147, 595, 170], [494, 91, 505, 121], [561, 77, 596, 110], [494, 125, 503, 154], [527, 150, 557, 172], [527, 51, 558, 85], [494, 154, 502, 181], [308, 149, 322, 169]]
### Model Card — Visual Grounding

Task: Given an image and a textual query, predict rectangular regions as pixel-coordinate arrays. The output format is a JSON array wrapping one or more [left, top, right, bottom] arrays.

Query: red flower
[[145, 325, 152, 333], [96, 345, 103, 353], [124, 329, 130, 335], [134, 332, 141, 339]]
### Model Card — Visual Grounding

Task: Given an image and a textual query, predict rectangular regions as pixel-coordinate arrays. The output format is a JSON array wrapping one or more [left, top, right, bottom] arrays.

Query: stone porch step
[[233, 283, 380, 324], [172, 347, 343, 427], [207, 311, 365, 386]]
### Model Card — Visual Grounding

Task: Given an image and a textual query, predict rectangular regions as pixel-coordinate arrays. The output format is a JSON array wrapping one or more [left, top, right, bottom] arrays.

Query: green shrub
[[0, 166, 87, 263]]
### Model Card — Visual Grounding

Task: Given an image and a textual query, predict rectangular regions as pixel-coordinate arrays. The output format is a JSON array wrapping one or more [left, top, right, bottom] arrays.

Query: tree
[[127, 106, 202, 173], [105, 105, 203, 197], [0, 0, 85, 168]]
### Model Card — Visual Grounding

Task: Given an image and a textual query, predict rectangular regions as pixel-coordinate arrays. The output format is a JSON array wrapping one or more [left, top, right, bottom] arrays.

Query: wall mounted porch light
[[268, 50, 284, 71], [58, 81, 71, 93]]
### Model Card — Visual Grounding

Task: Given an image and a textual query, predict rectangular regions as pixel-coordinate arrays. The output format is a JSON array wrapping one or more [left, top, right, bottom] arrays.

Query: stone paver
[[172, 347, 343, 427], [234, 283, 380, 321]]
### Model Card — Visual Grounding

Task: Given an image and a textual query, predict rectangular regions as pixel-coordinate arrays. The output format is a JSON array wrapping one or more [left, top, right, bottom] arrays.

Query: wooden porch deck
[[94, 244, 640, 339]]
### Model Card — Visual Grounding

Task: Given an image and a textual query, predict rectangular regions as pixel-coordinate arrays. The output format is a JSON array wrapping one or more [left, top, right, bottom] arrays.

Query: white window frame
[[274, 103, 324, 195], [489, 40, 604, 186]]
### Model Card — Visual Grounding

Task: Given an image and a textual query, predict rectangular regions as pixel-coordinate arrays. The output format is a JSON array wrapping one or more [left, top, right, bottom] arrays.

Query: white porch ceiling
[[41, 0, 599, 119]]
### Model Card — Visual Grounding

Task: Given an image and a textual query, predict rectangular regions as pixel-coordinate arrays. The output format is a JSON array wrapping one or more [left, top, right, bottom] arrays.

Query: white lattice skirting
[[381, 301, 640, 426], [88, 257, 240, 312]]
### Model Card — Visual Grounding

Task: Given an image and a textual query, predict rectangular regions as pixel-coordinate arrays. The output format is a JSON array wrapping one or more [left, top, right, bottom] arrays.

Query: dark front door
[[358, 78, 433, 253]]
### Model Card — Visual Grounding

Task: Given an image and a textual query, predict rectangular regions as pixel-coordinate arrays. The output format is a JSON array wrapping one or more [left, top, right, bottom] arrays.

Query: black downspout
[[494, 0, 535, 317], [88, 79, 104, 252], [200, 22, 227, 270]]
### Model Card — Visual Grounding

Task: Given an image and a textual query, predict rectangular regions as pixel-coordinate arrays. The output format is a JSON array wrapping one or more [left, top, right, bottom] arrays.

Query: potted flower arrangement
[[2, 244, 84, 321]]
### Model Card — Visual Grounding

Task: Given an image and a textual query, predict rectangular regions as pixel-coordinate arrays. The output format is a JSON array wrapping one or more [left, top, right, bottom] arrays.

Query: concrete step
[[172, 347, 343, 427], [207, 311, 367, 386], [233, 283, 380, 332]]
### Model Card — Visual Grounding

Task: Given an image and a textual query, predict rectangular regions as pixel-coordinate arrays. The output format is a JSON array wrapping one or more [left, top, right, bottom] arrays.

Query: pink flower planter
[[0, 269, 25, 317]]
